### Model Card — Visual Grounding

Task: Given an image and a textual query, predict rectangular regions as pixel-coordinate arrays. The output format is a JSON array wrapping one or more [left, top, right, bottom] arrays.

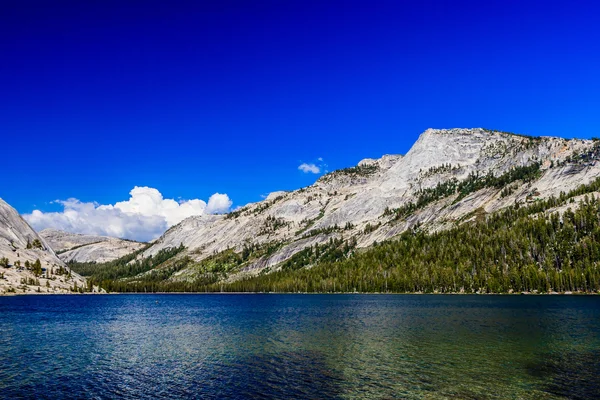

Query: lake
[[0, 295, 598, 399]]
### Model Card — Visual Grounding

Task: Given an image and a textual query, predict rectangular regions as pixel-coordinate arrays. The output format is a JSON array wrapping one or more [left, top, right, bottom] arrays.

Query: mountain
[[0, 199, 88, 294], [40, 229, 147, 263], [70, 128, 600, 292]]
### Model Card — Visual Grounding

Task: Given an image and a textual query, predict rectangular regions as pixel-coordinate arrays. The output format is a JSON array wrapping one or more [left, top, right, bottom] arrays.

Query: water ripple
[[0, 294, 599, 399]]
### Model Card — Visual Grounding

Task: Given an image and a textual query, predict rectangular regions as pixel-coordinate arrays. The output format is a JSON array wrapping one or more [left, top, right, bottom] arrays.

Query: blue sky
[[1, 0, 599, 239]]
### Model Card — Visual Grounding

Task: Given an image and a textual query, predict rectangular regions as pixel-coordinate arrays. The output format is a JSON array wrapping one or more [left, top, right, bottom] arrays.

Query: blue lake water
[[0, 294, 599, 399]]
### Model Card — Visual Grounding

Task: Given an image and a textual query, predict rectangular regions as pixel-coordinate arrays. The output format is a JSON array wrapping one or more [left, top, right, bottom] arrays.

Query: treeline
[[67, 244, 151, 276], [85, 235, 362, 293], [89, 176, 600, 294], [72, 240, 284, 292], [279, 236, 357, 272], [95, 247, 256, 293], [220, 191, 600, 294], [68, 244, 185, 285]]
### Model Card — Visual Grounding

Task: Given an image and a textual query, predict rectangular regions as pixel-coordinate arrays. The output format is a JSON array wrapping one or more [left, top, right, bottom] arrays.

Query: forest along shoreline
[[1, 291, 598, 296], [66, 181, 600, 295]]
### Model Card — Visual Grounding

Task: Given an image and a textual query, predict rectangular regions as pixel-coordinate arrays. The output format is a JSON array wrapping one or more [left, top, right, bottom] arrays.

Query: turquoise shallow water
[[0, 294, 598, 399]]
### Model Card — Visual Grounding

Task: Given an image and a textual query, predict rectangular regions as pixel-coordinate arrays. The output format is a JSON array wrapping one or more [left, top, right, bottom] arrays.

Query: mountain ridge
[[91, 127, 598, 288]]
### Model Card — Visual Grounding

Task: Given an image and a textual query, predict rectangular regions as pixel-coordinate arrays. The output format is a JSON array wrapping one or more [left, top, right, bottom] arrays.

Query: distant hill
[[40, 229, 146, 263]]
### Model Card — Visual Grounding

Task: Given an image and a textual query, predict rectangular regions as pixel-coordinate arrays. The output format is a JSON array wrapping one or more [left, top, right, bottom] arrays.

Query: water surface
[[0, 295, 598, 399]]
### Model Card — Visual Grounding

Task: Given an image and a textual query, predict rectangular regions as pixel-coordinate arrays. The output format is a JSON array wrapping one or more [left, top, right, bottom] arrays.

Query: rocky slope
[[132, 128, 600, 284], [0, 199, 88, 294], [40, 229, 146, 263], [63, 127, 600, 290]]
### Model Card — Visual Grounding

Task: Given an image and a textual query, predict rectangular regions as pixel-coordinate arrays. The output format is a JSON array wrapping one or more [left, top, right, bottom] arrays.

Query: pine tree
[[32, 259, 42, 277]]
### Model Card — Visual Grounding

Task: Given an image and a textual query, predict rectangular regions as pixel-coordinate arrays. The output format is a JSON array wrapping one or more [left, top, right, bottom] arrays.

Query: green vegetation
[[295, 204, 327, 235], [225, 195, 286, 220], [558, 140, 600, 167], [221, 187, 600, 294], [319, 164, 379, 182], [385, 163, 541, 221], [92, 240, 285, 292], [363, 222, 381, 234], [302, 225, 342, 238], [70, 239, 289, 292], [105, 236, 359, 292], [98, 253, 193, 292], [21, 277, 40, 286], [67, 243, 186, 290], [26, 239, 44, 250], [52, 265, 72, 277], [67, 244, 151, 276], [259, 215, 290, 235], [80, 169, 600, 294], [32, 259, 42, 277], [299, 221, 355, 239], [92, 176, 600, 294], [224, 207, 246, 220], [481, 128, 542, 141], [420, 164, 460, 178], [240, 240, 284, 261], [277, 237, 357, 272]]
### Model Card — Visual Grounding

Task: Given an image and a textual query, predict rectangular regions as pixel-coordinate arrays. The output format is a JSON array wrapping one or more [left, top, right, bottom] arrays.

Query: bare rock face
[[0, 199, 87, 294], [139, 128, 600, 282], [40, 229, 146, 263]]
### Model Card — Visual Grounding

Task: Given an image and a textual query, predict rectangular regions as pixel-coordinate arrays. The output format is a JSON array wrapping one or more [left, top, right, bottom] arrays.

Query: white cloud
[[298, 158, 327, 174], [206, 193, 233, 214], [24, 186, 233, 242], [298, 163, 321, 174]]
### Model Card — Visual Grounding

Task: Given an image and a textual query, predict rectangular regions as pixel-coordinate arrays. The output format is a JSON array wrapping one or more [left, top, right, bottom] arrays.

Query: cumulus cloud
[[298, 163, 321, 174], [24, 187, 232, 242], [206, 193, 233, 214]]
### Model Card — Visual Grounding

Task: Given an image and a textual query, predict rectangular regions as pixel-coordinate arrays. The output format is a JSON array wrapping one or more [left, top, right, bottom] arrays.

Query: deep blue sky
[[2, 0, 599, 214]]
